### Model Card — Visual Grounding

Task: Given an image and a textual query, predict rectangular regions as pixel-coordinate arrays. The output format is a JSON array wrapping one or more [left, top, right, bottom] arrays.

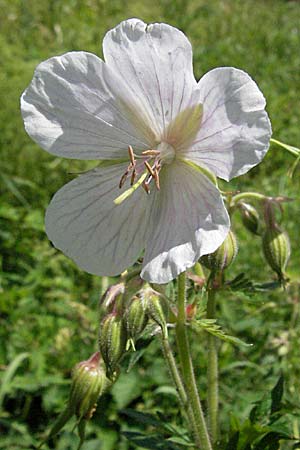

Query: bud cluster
[[98, 282, 169, 379]]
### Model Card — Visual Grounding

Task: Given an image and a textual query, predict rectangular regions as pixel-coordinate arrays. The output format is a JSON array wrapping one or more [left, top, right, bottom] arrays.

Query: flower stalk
[[175, 272, 212, 450], [206, 286, 219, 443], [160, 335, 201, 448]]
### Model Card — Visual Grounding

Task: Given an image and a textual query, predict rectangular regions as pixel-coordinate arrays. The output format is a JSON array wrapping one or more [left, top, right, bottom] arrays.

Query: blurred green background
[[0, 0, 299, 448]]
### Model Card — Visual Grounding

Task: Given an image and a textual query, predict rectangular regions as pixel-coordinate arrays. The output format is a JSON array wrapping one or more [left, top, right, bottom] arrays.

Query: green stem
[[161, 336, 201, 448], [175, 272, 212, 450], [207, 287, 218, 443], [270, 138, 300, 157], [230, 191, 266, 206]]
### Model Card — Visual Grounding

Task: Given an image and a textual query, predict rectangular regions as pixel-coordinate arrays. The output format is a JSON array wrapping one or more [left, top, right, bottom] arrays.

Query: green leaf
[[190, 319, 253, 347], [122, 431, 179, 449], [121, 409, 165, 430], [271, 376, 284, 415], [0, 352, 29, 408], [166, 436, 193, 447]]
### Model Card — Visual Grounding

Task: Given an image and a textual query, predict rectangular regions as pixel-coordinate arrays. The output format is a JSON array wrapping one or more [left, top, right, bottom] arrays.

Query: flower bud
[[70, 352, 107, 420], [143, 287, 168, 338], [98, 282, 125, 318], [124, 296, 148, 349], [239, 202, 260, 235], [98, 313, 127, 379], [262, 225, 290, 281], [200, 230, 238, 272]]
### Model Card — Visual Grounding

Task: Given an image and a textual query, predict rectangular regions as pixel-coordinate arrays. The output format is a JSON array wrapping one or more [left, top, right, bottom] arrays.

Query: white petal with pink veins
[[21, 52, 152, 160], [103, 19, 198, 137], [45, 163, 153, 276], [185, 68, 272, 181], [141, 161, 230, 283]]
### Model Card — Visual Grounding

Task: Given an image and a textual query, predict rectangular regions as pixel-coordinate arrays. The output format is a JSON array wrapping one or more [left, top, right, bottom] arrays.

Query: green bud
[[70, 352, 107, 420], [124, 296, 148, 350], [143, 287, 168, 338], [239, 202, 261, 235], [262, 225, 290, 281], [200, 230, 238, 272], [98, 313, 127, 379], [37, 352, 107, 449], [98, 282, 125, 318]]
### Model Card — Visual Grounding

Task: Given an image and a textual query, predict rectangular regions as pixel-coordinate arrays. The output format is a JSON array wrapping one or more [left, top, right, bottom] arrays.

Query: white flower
[[21, 19, 272, 284]]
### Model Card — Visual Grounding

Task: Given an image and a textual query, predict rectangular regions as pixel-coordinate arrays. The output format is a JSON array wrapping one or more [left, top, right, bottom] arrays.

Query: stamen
[[141, 150, 160, 157], [144, 161, 155, 177], [142, 181, 150, 194], [130, 168, 136, 186], [119, 171, 129, 189], [154, 168, 160, 190], [114, 172, 148, 205], [128, 145, 135, 166]]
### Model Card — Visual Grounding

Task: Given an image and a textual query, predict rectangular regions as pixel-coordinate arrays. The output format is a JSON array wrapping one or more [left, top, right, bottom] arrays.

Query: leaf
[[190, 319, 253, 347], [252, 431, 288, 450], [0, 352, 30, 408], [122, 431, 179, 449], [111, 372, 143, 410], [271, 376, 284, 415], [121, 409, 164, 429], [225, 431, 239, 450], [166, 436, 193, 447]]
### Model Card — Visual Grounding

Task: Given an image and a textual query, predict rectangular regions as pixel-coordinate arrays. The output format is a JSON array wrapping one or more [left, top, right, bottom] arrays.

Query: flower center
[[158, 142, 176, 165], [114, 143, 176, 205]]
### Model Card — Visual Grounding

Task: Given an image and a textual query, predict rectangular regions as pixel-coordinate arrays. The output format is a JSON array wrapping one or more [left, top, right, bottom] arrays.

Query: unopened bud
[[200, 230, 238, 272], [70, 352, 107, 420], [98, 283, 125, 318], [262, 225, 290, 281], [124, 296, 148, 350], [239, 203, 260, 235], [98, 313, 127, 379], [143, 288, 168, 338], [186, 303, 197, 320]]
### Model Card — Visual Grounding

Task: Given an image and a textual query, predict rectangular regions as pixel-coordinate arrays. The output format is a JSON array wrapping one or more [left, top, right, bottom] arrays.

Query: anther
[[128, 145, 135, 166], [144, 161, 155, 177], [130, 168, 137, 186], [141, 150, 160, 157], [119, 171, 128, 189], [154, 168, 160, 190], [142, 181, 150, 194]]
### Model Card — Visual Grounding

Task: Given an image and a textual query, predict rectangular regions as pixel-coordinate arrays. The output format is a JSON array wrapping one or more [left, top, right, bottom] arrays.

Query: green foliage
[[1, 0, 300, 448]]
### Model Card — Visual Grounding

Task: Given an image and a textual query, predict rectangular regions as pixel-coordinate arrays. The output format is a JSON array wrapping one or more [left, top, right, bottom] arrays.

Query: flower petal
[[141, 161, 230, 283], [21, 51, 150, 160], [45, 163, 152, 276], [103, 19, 197, 137], [185, 68, 272, 181]]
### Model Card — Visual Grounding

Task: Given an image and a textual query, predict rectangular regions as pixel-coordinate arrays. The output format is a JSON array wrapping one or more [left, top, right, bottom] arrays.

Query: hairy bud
[[239, 202, 261, 235], [124, 296, 148, 350], [143, 287, 168, 338], [98, 282, 125, 318], [200, 230, 238, 272], [98, 313, 127, 379], [70, 352, 107, 420], [262, 225, 290, 281]]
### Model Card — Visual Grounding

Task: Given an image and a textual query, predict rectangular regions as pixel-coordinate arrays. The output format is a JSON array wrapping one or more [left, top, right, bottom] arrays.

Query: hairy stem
[[175, 272, 212, 450], [160, 336, 200, 448], [207, 287, 218, 443]]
